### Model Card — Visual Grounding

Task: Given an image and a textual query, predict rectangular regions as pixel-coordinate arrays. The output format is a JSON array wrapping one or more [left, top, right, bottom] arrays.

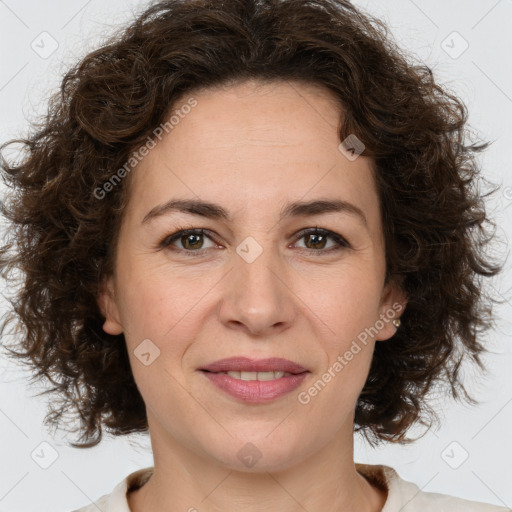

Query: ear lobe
[[97, 275, 123, 335], [375, 279, 408, 342]]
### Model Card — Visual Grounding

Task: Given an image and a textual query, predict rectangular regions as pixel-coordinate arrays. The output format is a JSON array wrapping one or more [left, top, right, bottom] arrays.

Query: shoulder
[[68, 463, 509, 512], [356, 463, 510, 512], [68, 466, 154, 512]]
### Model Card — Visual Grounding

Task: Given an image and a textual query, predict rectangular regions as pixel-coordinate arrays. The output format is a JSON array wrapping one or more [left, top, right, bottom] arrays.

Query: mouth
[[199, 356, 309, 376], [198, 357, 310, 403], [200, 369, 309, 403], [200, 369, 303, 381]]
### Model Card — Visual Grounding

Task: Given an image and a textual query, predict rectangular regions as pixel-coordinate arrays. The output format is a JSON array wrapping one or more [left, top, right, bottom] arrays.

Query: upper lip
[[199, 357, 309, 374]]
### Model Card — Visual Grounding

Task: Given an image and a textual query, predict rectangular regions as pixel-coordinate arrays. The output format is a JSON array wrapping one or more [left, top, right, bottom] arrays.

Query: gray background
[[0, 0, 511, 510]]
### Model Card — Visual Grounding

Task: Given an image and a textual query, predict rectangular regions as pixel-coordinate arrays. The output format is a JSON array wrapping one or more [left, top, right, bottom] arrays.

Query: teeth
[[224, 370, 291, 381]]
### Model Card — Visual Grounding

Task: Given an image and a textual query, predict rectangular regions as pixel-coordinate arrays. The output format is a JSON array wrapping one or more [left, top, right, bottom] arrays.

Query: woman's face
[[98, 79, 406, 472]]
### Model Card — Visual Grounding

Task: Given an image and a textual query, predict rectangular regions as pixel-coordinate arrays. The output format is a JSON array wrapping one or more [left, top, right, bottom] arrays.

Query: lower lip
[[200, 371, 309, 403]]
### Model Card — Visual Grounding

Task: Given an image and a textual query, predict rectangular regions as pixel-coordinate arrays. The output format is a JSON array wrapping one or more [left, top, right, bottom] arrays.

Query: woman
[[0, 0, 507, 511]]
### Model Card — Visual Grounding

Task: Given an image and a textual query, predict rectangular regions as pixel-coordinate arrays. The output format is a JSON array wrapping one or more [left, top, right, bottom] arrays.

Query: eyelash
[[159, 226, 351, 257]]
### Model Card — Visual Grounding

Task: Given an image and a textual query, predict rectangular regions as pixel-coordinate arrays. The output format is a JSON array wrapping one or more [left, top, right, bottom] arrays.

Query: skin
[[98, 78, 407, 512]]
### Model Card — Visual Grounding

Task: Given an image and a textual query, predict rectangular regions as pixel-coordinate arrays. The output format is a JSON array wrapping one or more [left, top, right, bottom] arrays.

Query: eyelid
[[159, 226, 351, 255], [160, 227, 219, 252], [293, 226, 350, 250]]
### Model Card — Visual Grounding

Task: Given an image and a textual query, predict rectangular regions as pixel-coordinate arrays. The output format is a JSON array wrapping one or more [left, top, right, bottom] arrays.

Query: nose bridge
[[221, 231, 295, 334], [235, 231, 283, 299]]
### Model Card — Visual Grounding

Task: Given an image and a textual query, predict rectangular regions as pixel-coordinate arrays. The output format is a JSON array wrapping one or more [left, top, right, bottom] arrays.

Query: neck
[[127, 422, 387, 512]]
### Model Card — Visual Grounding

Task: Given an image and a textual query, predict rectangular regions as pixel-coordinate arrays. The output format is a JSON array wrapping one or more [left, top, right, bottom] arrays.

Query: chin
[[206, 435, 307, 473]]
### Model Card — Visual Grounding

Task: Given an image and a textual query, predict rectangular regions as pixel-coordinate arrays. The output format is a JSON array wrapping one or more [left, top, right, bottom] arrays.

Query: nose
[[217, 238, 297, 337]]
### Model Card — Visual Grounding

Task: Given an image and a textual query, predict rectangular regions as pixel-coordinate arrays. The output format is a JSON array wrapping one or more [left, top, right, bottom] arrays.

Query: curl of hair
[[0, 0, 504, 448]]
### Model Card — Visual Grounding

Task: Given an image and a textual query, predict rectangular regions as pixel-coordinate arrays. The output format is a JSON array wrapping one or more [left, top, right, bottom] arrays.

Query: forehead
[[124, 79, 379, 229], [168, 78, 343, 150]]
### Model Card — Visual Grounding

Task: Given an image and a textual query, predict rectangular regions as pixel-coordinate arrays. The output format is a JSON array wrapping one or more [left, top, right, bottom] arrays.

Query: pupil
[[307, 233, 325, 249], [184, 234, 202, 249], [181, 232, 327, 250]]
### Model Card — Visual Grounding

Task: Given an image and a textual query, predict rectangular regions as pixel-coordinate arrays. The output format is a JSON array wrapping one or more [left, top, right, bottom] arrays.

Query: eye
[[159, 226, 350, 257], [292, 226, 350, 254], [160, 228, 218, 256]]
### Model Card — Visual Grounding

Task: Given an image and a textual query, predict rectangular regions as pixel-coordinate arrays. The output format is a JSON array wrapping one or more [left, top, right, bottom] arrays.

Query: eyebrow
[[141, 197, 368, 227]]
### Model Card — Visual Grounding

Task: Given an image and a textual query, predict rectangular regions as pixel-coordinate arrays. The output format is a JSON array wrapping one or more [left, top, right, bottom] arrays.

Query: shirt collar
[[104, 463, 408, 511]]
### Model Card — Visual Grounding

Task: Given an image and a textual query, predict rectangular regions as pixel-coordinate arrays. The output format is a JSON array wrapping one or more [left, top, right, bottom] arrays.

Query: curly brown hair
[[0, 0, 504, 449]]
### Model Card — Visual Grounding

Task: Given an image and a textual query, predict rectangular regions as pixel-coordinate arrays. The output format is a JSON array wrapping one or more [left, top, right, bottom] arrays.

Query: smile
[[200, 370, 309, 403], [216, 370, 293, 381]]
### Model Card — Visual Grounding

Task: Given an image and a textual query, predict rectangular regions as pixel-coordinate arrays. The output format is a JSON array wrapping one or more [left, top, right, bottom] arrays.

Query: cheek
[[118, 279, 196, 403], [115, 254, 190, 333], [310, 275, 382, 402], [316, 268, 384, 344], [117, 268, 212, 366]]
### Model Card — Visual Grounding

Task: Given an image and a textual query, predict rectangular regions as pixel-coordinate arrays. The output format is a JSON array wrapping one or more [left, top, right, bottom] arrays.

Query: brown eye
[[161, 228, 217, 255], [304, 231, 328, 250], [160, 226, 350, 257], [294, 227, 350, 253], [180, 232, 205, 250]]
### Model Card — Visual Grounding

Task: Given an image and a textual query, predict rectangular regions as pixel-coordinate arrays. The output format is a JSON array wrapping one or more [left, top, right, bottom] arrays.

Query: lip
[[201, 371, 309, 403], [199, 357, 309, 374], [198, 357, 310, 404]]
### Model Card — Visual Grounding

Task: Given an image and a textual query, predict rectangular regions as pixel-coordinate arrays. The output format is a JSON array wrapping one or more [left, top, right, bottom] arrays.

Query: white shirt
[[71, 463, 509, 511]]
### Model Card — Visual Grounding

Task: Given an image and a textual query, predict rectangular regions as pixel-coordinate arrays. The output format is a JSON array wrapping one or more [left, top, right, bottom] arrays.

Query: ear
[[374, 277, 408, 342], [97, 275, 123, 335]]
